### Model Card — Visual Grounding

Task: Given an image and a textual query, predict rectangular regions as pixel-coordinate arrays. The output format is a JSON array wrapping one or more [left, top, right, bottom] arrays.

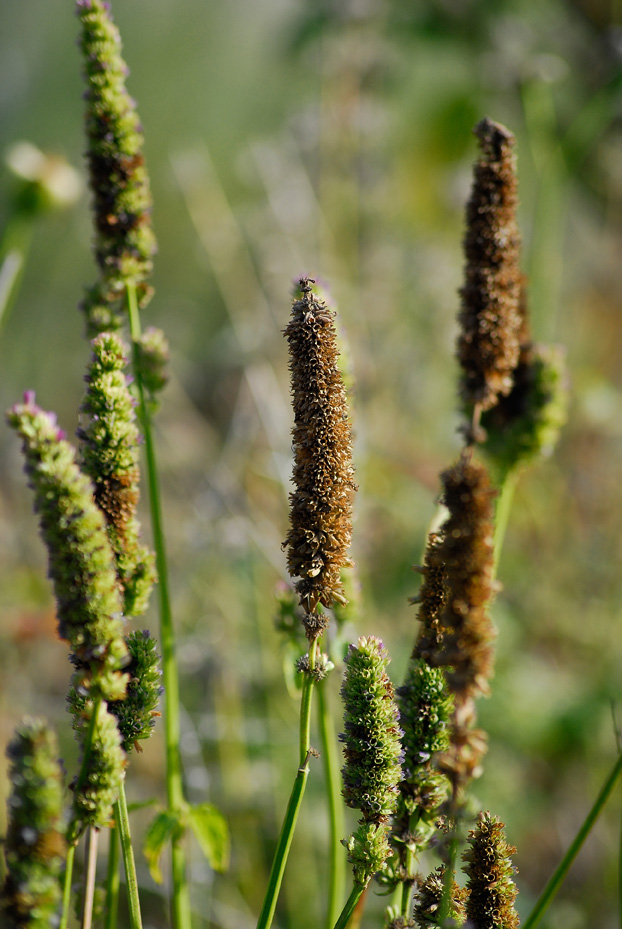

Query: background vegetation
[[1, 0, 622, 926]]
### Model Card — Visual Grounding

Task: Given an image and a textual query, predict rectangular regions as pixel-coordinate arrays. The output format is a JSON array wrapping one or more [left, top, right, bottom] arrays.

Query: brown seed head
[[463, 812, 519, 929], [458, 118, 522, 413], [428, 455, 496, 701], [283, 278, 356, 629]]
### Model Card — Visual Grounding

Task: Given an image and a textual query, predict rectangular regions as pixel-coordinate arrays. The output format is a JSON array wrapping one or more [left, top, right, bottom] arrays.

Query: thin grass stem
[[332, 882, 366, 929], [81, 827, 99, 929], [104, 818, 120, 929], [256, 638, 318, 929], [126, 282, 191, 929], [115, 781, 143, 929], [493, 468, 518, 579], [317, 678, 346, 929], [522, 752, 622, 929]]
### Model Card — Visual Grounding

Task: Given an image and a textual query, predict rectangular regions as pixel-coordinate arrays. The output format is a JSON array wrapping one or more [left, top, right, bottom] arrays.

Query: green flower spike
[[413, 866, 466, 928], [79, 332, 156, 616], [340, 636, 403, 884], [135, 326, 170, 397], [7, 395, 128, 700], [109, 629, 163, 752], [284, 277, 357, 635], [71, 701, 126, 832], [76, 0, 156, 335], [1, 719, 66, 929], [462, 812, 519, 929]]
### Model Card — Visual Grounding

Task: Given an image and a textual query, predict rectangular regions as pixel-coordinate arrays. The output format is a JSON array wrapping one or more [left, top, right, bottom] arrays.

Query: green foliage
[[187, 803, 230, 874]]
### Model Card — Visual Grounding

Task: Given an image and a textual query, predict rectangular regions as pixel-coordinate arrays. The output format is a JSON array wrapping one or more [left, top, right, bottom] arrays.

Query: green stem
[[522, 752, 622, 929], [256, 638, 318, 929], [317, 679, 346, 929], [493, 468, 518, 579], [332, 882, 366, 929], [126, 283, 191, 929], [0, 213, 33, 333], [116, 781, 143, 929], [438, 830, 458, 925], [60, 843, 77, 929], [104, 819, 120, 929]]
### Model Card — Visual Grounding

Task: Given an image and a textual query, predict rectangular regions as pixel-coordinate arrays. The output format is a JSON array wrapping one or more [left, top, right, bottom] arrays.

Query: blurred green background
[[2, 0, 622, 926]]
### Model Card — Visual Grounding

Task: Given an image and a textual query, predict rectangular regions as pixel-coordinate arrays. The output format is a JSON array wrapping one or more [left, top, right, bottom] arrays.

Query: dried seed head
[[76, 0, 156, 335], [413, 866, 467, 928], [2, 719, 66, 929], [458, 118, 522, 414], [428, 456, 496, 702], [284, 277, 356, 630], [463, 812, 519, 929], [411, 532, 448, 664], [7, 395, 128, 699], [79, 333, 156, 616]]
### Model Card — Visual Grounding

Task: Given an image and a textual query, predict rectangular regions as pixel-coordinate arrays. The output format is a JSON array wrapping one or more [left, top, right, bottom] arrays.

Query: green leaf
[[143, 810, 184, 884], [187, 803, 230, 873]]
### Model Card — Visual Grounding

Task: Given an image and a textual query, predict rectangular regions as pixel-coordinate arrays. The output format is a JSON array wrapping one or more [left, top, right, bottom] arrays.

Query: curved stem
[[317, 679, 346, 929], [256, 638, 318, 929], [126, 283, 191, 929], [332, 882, 366, 929], [522, 752, 622, 929], [104, 818, 120, 929], [115, 781, 143, 929]]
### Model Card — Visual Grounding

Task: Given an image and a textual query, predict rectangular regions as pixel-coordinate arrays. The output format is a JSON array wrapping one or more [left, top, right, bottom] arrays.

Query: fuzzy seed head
[[458, 118, 522, 413], [1, 719, 66, 929], [70, 701, 126, 832], [108, 630, 162, 752], [413, 866, 467, 927], [284, 277, 356, 628], [7, 396, 128, 699], [463, 812, 519, 929]]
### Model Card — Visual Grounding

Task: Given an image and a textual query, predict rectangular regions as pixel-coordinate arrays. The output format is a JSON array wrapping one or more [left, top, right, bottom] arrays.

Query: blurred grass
[[2, 0, 622, 926]]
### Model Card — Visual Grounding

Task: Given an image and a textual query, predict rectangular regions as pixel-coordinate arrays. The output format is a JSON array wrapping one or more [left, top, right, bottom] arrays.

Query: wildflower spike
[[7, 395, 128, 699], [76, 0, 156, 334], [79, 332, 156, 616], [109, 630, 163, 753], [284, 277, 356, 633], [1, 719, 66, 929], [70, 701, 126, 832], [458, 118, 522, 415]]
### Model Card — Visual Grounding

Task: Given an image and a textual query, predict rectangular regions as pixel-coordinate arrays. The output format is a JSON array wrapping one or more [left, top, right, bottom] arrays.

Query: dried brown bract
[[458, 118, 522, 415], [428, 455, 496, 702], [284, 278, 356, 629], [411, 532, 448, 663]]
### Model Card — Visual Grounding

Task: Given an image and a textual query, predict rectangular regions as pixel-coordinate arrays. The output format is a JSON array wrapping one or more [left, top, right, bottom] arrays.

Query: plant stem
[[522, 752, 622, 929], [493, 468, 518, 579], [0, 214, 33, 333], [81, 827, 99, 929], [438, 829, 458, 925], [60, 843, 76, 929], [115, 780, 143, 929], [104, 819, 120, 929], [256, 638, 318, 929], [332, 882, 366, 929], [317, 678, 346, 929], [126, 282, 191, 929]]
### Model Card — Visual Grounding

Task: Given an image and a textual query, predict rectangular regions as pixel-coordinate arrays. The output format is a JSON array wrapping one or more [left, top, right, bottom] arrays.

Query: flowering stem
[[126, 282, 190, 929], [522, 752, 622, 929], [104, 820, 120, 929], [317, 679, 346, 929], [256, 637, 318, 929], [332, 882, 366, 929], [115, 781, 143, 929], [493, 468, 519, 578]]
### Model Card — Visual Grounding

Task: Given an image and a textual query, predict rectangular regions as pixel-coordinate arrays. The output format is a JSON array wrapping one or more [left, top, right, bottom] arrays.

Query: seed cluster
[[462, 812, 519, 929], [284, 278, 356, 630]]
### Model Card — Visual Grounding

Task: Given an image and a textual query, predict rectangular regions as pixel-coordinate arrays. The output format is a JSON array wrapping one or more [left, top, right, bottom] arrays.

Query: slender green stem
[[438, 830, 458, 925], [619, 772, 622, 929], [317, 679, 346, 929], [126, 283, 191, 929], [81, 827, 99, 929], [493, 468, 518, 579], [104, 819, 120, 929], [522, 752, 622, 929], [332, 881, 366, 929], [0, 214, 33, 333], [115, 781, 143, 929], [256, 638, 318, 929], [60, 843, 77, 929]]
